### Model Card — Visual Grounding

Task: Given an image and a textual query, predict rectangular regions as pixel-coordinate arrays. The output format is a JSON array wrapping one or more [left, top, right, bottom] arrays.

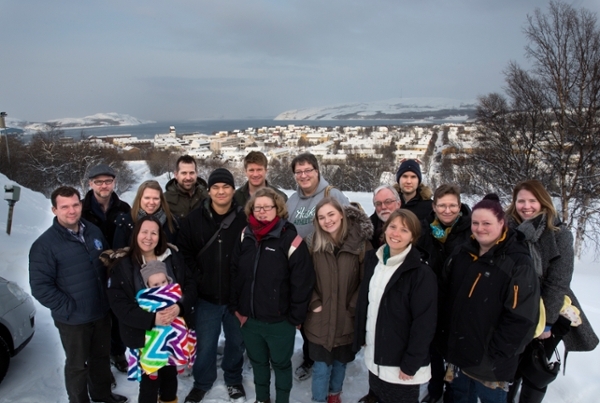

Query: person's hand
[[538, 330, 552, 340], [399, 370, 413, 381], [235, 311, 248, 327], [155, 305, 180, 326], [313, 306, 322, 313], [155, 310, 172, 326]]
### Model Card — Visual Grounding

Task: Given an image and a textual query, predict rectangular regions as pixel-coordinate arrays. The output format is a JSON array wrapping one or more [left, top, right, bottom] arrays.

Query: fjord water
[[60, 118, 458, 139]]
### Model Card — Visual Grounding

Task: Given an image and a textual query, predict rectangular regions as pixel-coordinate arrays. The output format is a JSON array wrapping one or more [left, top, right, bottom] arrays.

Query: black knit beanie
[[208, 168, 235, 188], [395, 159, 422, 185]]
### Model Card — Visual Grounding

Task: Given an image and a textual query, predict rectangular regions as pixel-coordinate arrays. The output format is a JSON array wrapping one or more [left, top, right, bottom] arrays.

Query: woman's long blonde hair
[[311, 197, 348, 253]]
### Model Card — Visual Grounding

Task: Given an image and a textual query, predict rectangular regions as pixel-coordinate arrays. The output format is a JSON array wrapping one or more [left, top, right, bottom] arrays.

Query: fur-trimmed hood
[[344, 204, 374, 243], [393, 182, 433, 201], [306, 204, 373, 252]]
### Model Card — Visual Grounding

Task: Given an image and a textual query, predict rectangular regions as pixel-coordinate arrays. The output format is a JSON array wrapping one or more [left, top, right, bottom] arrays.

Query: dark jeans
[[450, 372, 506, 403], [139, 365, 178, 403], [191, 299, 245, 391], [241, 318, 295, 403], [54, 314, 113, 403]]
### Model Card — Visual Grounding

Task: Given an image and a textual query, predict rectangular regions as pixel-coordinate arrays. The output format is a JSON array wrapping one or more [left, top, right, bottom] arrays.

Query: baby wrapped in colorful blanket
[[127, 261, 196, 382]]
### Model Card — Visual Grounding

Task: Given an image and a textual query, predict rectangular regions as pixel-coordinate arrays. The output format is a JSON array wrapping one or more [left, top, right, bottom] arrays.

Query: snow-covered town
[[87, 123, 474, 167]]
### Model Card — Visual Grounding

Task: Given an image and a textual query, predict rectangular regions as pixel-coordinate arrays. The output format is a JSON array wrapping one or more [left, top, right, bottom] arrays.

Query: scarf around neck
[[430, 214, 461, 243], [138, 208, 167, 226], [248, 215, 280, 243], [517, 213, 546, 277]]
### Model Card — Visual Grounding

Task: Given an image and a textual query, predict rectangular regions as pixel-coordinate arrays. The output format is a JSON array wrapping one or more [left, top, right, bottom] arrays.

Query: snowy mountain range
[[5, 112, 154, 133], [274, 97, 478, 121]]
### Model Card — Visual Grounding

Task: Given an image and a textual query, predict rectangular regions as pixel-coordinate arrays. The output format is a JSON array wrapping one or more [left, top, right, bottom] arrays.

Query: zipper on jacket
[[218, 236, 222, 304], [468, 273, 482, 298], [513, 285, 519, 309], [250, 239, 262, 318]]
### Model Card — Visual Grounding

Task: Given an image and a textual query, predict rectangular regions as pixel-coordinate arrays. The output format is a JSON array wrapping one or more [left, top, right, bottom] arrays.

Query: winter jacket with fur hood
[[286, 177, 349, 239], [304, 205, 374, 351], [508, 214, 598, 352], [441, 229, 540, 382], [394, 183, 433, 221]]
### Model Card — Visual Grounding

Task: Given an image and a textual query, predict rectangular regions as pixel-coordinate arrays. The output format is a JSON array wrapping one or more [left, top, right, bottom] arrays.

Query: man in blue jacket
[[29, 186, 127, 403]]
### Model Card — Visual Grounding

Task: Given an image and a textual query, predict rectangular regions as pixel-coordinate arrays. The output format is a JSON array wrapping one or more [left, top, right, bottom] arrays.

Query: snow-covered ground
[[0, 164, 598, 403]]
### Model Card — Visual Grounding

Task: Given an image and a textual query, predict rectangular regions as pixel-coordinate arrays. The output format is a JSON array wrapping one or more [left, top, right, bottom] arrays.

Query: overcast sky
[[2, 0, 599, 122]]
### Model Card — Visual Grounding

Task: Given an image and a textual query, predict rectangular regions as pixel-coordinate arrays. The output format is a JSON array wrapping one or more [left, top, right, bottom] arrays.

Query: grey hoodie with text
[[286, 176, 349, 239]]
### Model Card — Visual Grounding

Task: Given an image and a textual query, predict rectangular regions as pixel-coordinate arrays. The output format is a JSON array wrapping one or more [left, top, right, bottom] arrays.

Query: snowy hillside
[[274, 97, 477, 121], [5, 113, 154, 133], [0, 167, 599, 402]]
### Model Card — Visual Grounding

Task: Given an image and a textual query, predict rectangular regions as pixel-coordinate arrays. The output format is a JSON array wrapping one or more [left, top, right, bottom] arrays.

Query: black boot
[[507, 377, 522, 403], [519, 383, 546, 403]]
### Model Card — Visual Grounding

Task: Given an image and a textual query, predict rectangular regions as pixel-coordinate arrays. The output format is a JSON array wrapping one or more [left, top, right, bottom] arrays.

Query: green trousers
[[241, 318, 296, 403]]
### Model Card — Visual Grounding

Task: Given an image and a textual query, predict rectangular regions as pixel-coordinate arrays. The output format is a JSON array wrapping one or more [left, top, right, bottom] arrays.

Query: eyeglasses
[[253, 205, 276, 212], [435, 203, 460, 211], [92, 179, 114, 186], [294, 168, 316, 177], [374, 199, 398, 208]]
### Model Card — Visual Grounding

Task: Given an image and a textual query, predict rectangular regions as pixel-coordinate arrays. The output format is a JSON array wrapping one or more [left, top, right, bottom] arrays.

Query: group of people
[[28, 151, 598, 403]]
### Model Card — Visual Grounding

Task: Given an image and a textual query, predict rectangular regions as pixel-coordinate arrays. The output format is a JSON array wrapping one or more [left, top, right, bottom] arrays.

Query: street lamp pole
[[0, 112, 8, 163]]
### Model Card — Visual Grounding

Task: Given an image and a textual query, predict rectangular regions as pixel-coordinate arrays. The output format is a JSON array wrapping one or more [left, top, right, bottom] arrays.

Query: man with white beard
[[368, 185, 402, 250]]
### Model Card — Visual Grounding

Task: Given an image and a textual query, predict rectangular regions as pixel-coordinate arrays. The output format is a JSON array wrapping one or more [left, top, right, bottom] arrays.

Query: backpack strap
[[324, 185, 334, 198], [288, 235, 303, 259]]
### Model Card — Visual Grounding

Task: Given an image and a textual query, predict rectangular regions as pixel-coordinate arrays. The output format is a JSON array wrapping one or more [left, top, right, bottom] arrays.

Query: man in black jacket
[[178, 168, 247, 403], [82, 164, 131, 248], [29, 186, 127, 403], [395, 159, 433, 221], [81, 163, 131, 373]]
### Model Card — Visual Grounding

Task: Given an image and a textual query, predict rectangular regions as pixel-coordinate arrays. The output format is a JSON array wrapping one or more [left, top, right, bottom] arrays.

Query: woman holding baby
[[105, 215, 197, 403]]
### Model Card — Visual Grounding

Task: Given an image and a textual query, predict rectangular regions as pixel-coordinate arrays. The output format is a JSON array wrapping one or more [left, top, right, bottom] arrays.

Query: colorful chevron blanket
[[126, 283, 197, 381]]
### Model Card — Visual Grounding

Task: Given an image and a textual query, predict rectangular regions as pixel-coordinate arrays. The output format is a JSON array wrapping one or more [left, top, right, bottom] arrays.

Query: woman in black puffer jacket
[[440, 194, 539, 403]]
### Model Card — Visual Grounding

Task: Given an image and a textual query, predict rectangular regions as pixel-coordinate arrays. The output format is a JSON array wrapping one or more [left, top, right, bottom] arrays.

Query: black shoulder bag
[[520, 340, 561, 389], [196, 207, 240, 259]]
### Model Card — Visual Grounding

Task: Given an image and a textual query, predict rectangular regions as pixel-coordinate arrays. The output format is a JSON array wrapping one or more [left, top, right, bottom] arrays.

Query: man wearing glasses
[[286, 153, 349, 240], [81, 164, 132, 375], [285, 152, 349, 382], [82, 164, 131, 248], [369, 185, 402, 249]]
